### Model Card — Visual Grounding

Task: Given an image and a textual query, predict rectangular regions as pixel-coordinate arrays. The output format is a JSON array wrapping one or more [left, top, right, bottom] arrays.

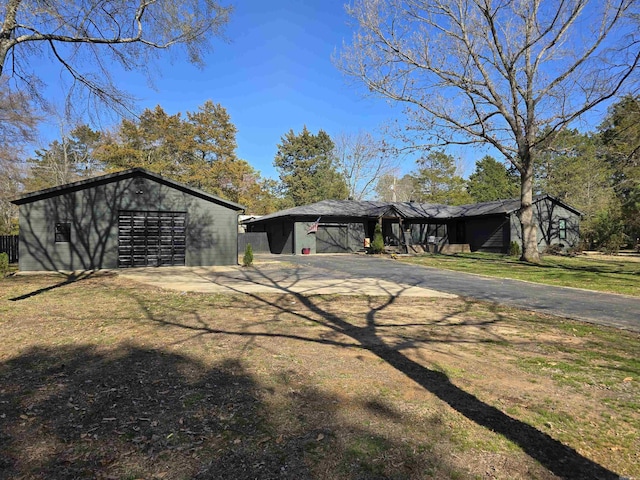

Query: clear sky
[[36, 0, 616, 181], [38, 0, 411, 181]]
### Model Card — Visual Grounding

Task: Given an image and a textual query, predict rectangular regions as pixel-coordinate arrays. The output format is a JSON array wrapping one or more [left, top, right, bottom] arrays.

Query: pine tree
[[274, 126, 349, 206]]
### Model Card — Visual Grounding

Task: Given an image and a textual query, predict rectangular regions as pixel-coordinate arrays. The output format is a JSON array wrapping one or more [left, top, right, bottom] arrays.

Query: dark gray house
[[12, 168, 245, 271], [243, 196, 581, 255]]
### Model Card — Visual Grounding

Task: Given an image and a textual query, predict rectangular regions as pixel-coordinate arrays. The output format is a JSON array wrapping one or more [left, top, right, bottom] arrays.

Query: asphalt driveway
[[120, 253, 639, 333], [284, 254, 640, 333]]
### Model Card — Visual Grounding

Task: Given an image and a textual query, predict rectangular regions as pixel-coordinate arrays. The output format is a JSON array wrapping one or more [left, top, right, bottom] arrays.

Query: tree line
[[1, 0, 638, 260], [0, 100, 398, 232], [2, 94, 637, 253], [377, 95, 640, 252]]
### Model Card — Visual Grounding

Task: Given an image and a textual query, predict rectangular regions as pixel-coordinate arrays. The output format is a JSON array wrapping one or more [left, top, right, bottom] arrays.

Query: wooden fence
[[0, 235, 19, 263]]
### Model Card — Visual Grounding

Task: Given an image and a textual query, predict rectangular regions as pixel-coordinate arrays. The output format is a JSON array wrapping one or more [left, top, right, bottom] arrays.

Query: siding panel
[[18, 174, 239, 271]]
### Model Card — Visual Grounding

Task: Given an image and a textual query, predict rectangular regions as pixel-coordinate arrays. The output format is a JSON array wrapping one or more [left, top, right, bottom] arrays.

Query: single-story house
[[11, 168, 245, 271], [242, 196, 581, 255]]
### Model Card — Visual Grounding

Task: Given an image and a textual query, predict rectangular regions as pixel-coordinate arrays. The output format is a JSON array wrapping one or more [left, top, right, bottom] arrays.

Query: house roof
[[243, 195, 581, 224], [11, 168, 246, 211]]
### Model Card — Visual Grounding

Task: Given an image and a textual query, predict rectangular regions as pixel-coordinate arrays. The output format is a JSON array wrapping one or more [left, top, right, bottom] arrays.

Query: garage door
[[316, 224, 349, 253], [467, 216, 509, 253], [118, 211, 186, 267]]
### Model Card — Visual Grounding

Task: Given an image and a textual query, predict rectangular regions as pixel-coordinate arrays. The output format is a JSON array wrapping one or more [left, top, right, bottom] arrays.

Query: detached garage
[[12, 168, 244, 272]]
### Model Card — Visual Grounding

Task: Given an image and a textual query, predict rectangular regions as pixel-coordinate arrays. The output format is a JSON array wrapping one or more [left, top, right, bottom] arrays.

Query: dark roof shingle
[[244, 195, 580, 224]]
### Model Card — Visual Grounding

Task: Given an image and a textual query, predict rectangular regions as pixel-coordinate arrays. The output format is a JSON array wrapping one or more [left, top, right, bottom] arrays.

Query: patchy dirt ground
[[0, 273, 638, 479]]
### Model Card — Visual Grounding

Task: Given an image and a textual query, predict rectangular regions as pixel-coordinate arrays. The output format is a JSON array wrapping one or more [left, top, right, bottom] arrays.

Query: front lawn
[[401, 252, 640, 296], [1, 273, 638, 479]]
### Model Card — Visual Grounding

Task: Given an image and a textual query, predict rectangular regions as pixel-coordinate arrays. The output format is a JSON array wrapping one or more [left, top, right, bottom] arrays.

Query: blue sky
[[36, 0, 618, 182], [39, 0, 409, 181]]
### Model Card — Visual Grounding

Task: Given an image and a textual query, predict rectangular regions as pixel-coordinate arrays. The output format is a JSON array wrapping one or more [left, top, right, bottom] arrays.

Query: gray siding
[[534, 198, 580, 250], [238, 232, 271, 254], [292, 218, 366, 254], [250, 220, 294, 254], [466, 215, 509, 253], [294, 221, 317, 254], [509, 198, 580, 252], [18, 175, 239, 271]]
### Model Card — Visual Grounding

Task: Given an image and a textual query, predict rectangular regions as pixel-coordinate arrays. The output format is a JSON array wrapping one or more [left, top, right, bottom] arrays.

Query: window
[[55, 222, 71, 243], [558, 219, 567, 240]]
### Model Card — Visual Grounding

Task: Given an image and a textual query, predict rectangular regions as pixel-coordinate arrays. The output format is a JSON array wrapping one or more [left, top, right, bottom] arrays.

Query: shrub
[[600, 235, 625, 255], [590, 210, 626, 253], [567, 245, 583, 257], [371, 223, 384, 254], [0, 252, 8, 278], [543, 244, 563, 256], [509, 241, 521, 257], [243, 243, 254, 267]]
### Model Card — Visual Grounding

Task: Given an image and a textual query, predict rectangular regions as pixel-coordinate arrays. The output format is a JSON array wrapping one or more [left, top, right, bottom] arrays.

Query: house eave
[[11, 168, 245, 212]]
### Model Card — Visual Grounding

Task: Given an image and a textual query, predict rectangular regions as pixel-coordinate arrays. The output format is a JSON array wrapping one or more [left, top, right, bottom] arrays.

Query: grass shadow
[[133, 263, 620, 479], [8, 271, 97, 301], [0, 343, 465, 479]]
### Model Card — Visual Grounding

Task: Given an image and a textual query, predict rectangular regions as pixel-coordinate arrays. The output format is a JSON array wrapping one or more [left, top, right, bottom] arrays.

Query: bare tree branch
[[0, 0, 232, 117], [337, 0, 640, 262]]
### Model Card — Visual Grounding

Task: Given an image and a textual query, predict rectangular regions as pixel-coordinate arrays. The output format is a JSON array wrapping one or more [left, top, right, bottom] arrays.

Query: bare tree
[[338, 0, 640, 262], [0, 81, 38, 233], [334, 131, 398, 200], [375, 171, 416, 201], [0, 0, 232, 116]]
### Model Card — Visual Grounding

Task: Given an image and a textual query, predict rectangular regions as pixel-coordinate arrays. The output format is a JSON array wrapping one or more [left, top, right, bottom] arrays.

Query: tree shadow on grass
[[162, 263, 619, 480], [444, 252, 640, 276], [1, 265, 622, 478], [8, 271, 96, 302], [0, 343, 466, 479]]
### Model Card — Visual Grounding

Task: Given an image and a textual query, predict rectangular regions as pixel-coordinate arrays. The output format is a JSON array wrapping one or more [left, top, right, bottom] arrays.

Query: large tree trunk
[[519, 164, 540, 263]]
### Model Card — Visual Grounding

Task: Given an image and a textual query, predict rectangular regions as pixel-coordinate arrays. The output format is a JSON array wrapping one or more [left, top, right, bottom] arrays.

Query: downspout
[[292, 218, 296, 255], [237, 209, 244, 265]]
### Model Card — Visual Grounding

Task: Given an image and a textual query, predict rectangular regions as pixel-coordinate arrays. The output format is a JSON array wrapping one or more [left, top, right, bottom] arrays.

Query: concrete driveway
[[118, 259, 456, 298], [119, 254, 640, 332]]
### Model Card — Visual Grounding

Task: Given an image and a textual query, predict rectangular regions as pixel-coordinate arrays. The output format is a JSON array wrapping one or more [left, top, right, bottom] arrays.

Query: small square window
[[55, 222, 71, 243], [558, 219, 567, 240]]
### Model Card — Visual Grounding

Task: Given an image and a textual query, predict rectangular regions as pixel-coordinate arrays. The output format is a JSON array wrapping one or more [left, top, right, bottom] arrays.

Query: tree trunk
[[519, 164, 541, 263]]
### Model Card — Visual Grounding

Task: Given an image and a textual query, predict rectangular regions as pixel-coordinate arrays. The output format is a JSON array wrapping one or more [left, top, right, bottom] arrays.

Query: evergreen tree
[[599, 95, 640, 243], [95, 101, 277, 213], [536, 129, 620, 249], [467, 156, 519, 202], [371, 222, 384, 253], [274, 126, 348, 206], [25, 125, 102, 192], [412, 152, 472, 205]]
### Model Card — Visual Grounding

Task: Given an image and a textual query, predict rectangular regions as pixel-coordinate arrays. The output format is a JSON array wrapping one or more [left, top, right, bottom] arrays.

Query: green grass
[[1, 273, 639, 479], [401, 252, 640, 296]]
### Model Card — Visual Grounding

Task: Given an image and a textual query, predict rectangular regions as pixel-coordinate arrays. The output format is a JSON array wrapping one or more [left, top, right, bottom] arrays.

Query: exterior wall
[[248, 220, 294, 254], [294, 221, 317, 254], [18, 175, 239, 271], [293, 218, 366, 254], [510, 214, 521, 251], [534, 198, 580, 250], [238, 232, 271, 254], [407, 222, 449, 245], [347, 222, 366, 251], [509, 199, 580, 252], [465, 215, 510, 253]]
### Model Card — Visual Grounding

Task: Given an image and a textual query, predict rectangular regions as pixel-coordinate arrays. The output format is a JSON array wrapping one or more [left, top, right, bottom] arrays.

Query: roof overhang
[[11, 168, 246, 212]]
